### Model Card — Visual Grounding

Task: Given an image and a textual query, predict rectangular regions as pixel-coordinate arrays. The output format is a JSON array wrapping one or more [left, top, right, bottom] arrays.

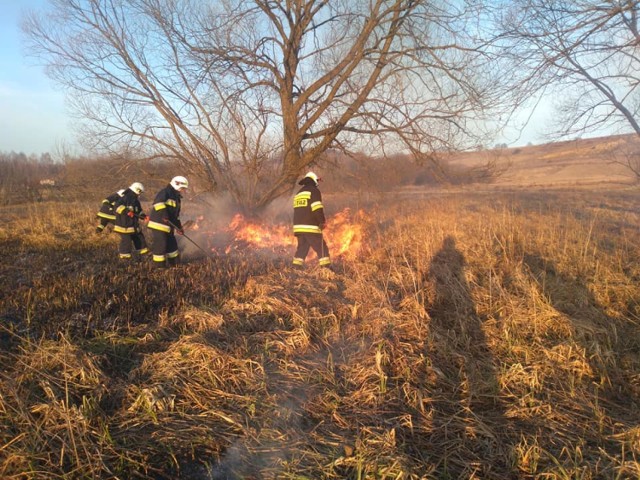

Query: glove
[[177, 228, 184, 236], [127, 211, 135, 218]]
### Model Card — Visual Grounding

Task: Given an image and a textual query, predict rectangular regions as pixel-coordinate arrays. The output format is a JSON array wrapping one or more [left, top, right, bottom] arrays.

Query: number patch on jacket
[[294, 198, 308, 208]]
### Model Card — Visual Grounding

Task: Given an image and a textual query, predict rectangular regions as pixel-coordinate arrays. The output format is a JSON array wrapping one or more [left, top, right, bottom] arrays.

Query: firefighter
[[95, 188, 125, 233], [292, 171, 331, 269], [147, 176, 188, 268], [113, 182, 149, 261]]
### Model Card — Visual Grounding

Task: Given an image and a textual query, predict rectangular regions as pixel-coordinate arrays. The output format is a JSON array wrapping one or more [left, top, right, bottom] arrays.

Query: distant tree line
[[0, 151, 176, 205], [1, 148, 504, 206]]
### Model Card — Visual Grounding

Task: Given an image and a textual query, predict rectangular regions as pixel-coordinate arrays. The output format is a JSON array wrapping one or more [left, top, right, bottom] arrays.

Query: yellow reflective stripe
[[319, 257, 331, 266], [167, 250, 179, 259], [293, 258, 304, 265], [153, 255, 166, 262], [294, 192, 311, 207], [115, 205, 126, 214], [293, 225, 321, 233], [97, 212, 116, 220], [166, 199, 177, 207], [139, 248, 149, 255], [311, 201, 323, 211], [114, 226, 136, 234], [153, 202, 167, 211], [148, 221, 171, 232]]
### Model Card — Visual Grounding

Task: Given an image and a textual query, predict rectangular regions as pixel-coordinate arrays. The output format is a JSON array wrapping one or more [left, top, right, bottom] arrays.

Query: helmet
[[129, 182, 144, 195], [303, 171, 320, 186], [170, 175, 189, 191]]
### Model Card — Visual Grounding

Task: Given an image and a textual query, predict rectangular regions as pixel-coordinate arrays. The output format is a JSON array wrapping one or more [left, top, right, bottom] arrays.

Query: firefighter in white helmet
[[95, 188, 126, 233], [113, 182, 149, 261], [292, 171, 331, 269], [148, 176, 189, 268]]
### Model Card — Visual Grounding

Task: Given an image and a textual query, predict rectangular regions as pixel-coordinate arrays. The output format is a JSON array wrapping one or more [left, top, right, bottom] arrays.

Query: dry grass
[[1, 188, 639, 479]]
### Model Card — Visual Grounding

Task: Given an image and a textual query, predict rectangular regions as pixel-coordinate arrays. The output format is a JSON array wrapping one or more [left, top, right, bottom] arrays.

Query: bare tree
[[498, 0, 640, 144], [24, 0, 505, 211]]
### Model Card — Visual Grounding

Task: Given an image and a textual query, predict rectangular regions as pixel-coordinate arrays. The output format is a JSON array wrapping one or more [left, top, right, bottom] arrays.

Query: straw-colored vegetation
[[1, 188, 639, 479]]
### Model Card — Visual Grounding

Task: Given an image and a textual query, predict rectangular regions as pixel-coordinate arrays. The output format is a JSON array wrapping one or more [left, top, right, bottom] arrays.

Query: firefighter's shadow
[[522, 253, 637, 411], [426, 236, 515, 478]]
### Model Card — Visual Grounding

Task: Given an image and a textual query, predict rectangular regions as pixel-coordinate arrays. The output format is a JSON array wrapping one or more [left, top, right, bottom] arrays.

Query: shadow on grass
[[427, 235, 518, 479], [523, 253, 640, 440]]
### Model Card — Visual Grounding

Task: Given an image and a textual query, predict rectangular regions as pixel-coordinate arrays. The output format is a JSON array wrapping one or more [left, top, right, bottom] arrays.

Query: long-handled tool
[[134, 212, 215, 260], [166, 219, 216, 260]]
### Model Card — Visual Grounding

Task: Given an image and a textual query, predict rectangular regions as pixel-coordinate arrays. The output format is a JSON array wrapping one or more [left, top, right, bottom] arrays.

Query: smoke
[[206, 368, 314, 478]]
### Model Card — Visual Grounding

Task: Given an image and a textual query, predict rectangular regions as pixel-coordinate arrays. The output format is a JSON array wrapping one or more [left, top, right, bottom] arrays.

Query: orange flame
[[211, 208, 367, 259], [226, 213, 295, 252], [323, 208, 366, 260]]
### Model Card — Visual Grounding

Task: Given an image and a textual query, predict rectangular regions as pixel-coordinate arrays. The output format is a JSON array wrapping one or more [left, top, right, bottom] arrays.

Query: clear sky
[[0, 0, 73, 156], [0, 0, 614, 157]]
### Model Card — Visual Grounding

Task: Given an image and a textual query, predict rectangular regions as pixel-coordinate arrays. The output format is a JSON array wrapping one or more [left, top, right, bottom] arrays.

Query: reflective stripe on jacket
[[114, 189, 144, 234], [148, 184, 182, 233], [293, 183, 325, 234], [97, 190, 124, 220]]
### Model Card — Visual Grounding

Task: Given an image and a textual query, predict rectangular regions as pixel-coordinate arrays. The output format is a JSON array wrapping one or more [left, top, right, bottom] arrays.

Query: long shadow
[[523, 254, 640, 450], [427, 236, 517, 479]]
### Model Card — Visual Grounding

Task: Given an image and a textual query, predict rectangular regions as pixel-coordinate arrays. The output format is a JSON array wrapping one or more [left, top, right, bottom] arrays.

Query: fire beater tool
[[166, 219, 215, 259]]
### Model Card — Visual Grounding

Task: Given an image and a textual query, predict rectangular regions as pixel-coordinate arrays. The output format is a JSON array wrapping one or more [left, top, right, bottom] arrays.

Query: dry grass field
[[1, 138, 640, 479]]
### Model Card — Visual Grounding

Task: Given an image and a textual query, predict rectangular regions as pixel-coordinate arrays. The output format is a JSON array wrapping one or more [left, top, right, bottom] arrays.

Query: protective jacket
[[114, 189, 145, 234], [293, 178, 326, 234], [97, 190, 124, 222], [148, 184, 183, 233]]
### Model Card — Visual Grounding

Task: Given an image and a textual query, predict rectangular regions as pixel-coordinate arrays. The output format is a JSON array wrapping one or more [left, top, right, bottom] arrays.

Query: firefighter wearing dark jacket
[[114, 182, 149, 260], [293, 171, 331, 268], [96, 189, 125, 233], [147, 176, 188, 268]]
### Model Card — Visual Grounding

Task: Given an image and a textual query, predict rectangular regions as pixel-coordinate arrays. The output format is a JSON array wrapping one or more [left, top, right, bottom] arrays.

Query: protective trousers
[[293, 233, 331, 267], [118, 232, 148, 260], [151, 230, 180, 267]]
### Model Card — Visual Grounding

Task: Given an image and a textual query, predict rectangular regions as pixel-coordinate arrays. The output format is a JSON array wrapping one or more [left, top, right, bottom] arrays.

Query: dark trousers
[[118, 232, 148, 259], [293, 233, 331, 266], [151, 230, 179, 265]]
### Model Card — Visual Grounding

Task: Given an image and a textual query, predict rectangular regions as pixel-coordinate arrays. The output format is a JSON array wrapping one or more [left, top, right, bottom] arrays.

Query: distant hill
[[450, 134, 640, 189]]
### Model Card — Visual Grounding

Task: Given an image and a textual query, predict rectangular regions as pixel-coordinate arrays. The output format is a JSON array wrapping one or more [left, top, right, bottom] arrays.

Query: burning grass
[[1, 189, 639, 478]]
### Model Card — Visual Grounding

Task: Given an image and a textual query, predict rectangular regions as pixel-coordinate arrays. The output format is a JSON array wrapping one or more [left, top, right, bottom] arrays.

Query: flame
[[225, 213, 295, 252], [323, 208, 366, 260], [199, 208, 367, 259], [190, 215, 205, 230]]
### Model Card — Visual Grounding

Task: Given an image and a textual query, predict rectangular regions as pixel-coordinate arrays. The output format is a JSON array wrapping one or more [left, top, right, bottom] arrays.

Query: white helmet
[[170, 175, 189, 191], [303, 171, 320, 186], [129, 182, 144, 195]]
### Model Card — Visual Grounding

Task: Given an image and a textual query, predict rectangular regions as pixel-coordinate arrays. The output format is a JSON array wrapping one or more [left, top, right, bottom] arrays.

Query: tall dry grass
[[0, 189, 639, 479]]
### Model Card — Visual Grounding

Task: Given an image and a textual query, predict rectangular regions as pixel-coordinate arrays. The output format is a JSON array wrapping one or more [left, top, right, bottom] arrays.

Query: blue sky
[[0, 0, 72, 155]]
